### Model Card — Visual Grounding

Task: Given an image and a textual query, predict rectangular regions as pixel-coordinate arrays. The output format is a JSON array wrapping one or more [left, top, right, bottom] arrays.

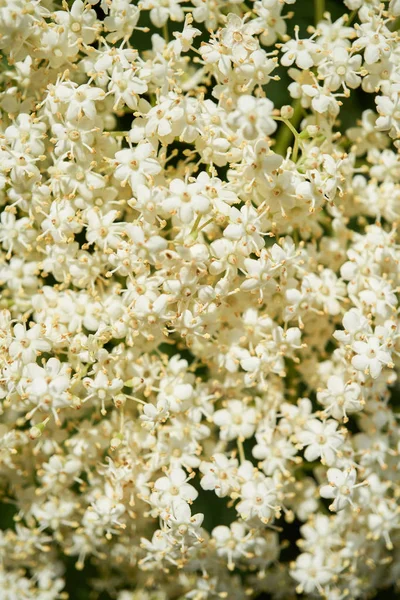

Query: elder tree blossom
[[0, 1, 400, 599]]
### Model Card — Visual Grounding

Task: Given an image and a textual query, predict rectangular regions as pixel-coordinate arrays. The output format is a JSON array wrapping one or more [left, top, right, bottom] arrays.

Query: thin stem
[[314, 0, 325, 25], [124, 394, 146, 405], [107, 131, 129, 138], [274, 117, 299, 144], [274, 99, 303, 161], [197, 217, 214, 232], [237, 438, 246, 464], [346, 9, 358, 26], [190, 216, 214, 240], [277, 120, 299, 160], [189, 214, 202, 237], [163, 23, 169, 43], [292, 134, 300, 163]]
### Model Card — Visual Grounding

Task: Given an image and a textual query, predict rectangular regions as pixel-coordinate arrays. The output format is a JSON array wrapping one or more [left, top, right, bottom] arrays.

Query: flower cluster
[[1, 0, 400, 598]]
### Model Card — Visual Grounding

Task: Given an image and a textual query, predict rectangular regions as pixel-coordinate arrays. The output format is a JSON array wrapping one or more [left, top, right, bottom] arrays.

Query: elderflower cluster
[[1, 0, 400, 598]]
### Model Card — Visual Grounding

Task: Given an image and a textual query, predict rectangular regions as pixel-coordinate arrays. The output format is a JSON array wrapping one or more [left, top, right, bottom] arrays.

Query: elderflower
[[1, 0, 400, 599]]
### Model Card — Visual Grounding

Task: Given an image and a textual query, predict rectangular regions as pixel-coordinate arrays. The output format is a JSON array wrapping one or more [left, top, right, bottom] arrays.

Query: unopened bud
[[281, 105, 294, 119], [110, 433, 123, 451], [29, 418, 50, 440], [308, 125, 319, 136], [114, 394, 126, 409]]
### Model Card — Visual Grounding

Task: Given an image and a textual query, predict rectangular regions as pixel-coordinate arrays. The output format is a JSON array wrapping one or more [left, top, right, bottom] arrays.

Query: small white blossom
[[320, 467, 362, 511], [297, 419, 345, 465]]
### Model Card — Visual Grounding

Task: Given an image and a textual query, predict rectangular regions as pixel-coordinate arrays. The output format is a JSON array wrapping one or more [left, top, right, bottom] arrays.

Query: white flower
[[162, 499, 204, 544], [317, 376, 363, 421], [85, 208, 123, 249], [9, 323, 51, 364], [57, 83, 105, 121], [144, 93, 185, 141], [220, 14, 260, 62], [20, 358, 72, 419], [140, 399, 169, 430], [302, 83, 341, 116], [355, 19, 393, 65], [141, 0, 184, 28], [252, 433, 298, 476], [297, 419, 345, 465], [351, 335, 393, 379], [227, 96, 276, 140], [213, 400, 257, 441], [83, 371, 124, 412], [236, 477, 280, 524], [54, 0, 100, 45], [109, 64, 148, 111], [161, 177, 210, 223], [333, 308, 371, 344], [281, 28, 321, 70], [320, 467, 361, 511], [318, 46, 362, 92], [200, 454, 238, 498], [150, 468, 198, 509], [223, 204, 266, 254], [212, 522, 251, 570], [85, 493, 126, 534], [368, 500, 399, 550], [376, 92, 400, 138], [291, 552, 332, 595], [114, 143, 162, 191]]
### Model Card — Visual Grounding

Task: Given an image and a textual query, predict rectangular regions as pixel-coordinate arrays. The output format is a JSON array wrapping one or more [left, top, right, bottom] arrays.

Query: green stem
[[314, 0, 325, 25], [197, 217, 214, 234], [346, 9, 358, 26], [274, 117, 299, 143], [237, 439, 245, 464], [292, 136, 300, 164], [107, 131, 129, 137], [274, 99, 303, 161], [190, 214, 202, 237], [163, 23, 169, 43]]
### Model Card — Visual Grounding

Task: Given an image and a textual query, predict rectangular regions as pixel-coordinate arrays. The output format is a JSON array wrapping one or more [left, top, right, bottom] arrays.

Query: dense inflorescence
[[1, 0, 400, 598]]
